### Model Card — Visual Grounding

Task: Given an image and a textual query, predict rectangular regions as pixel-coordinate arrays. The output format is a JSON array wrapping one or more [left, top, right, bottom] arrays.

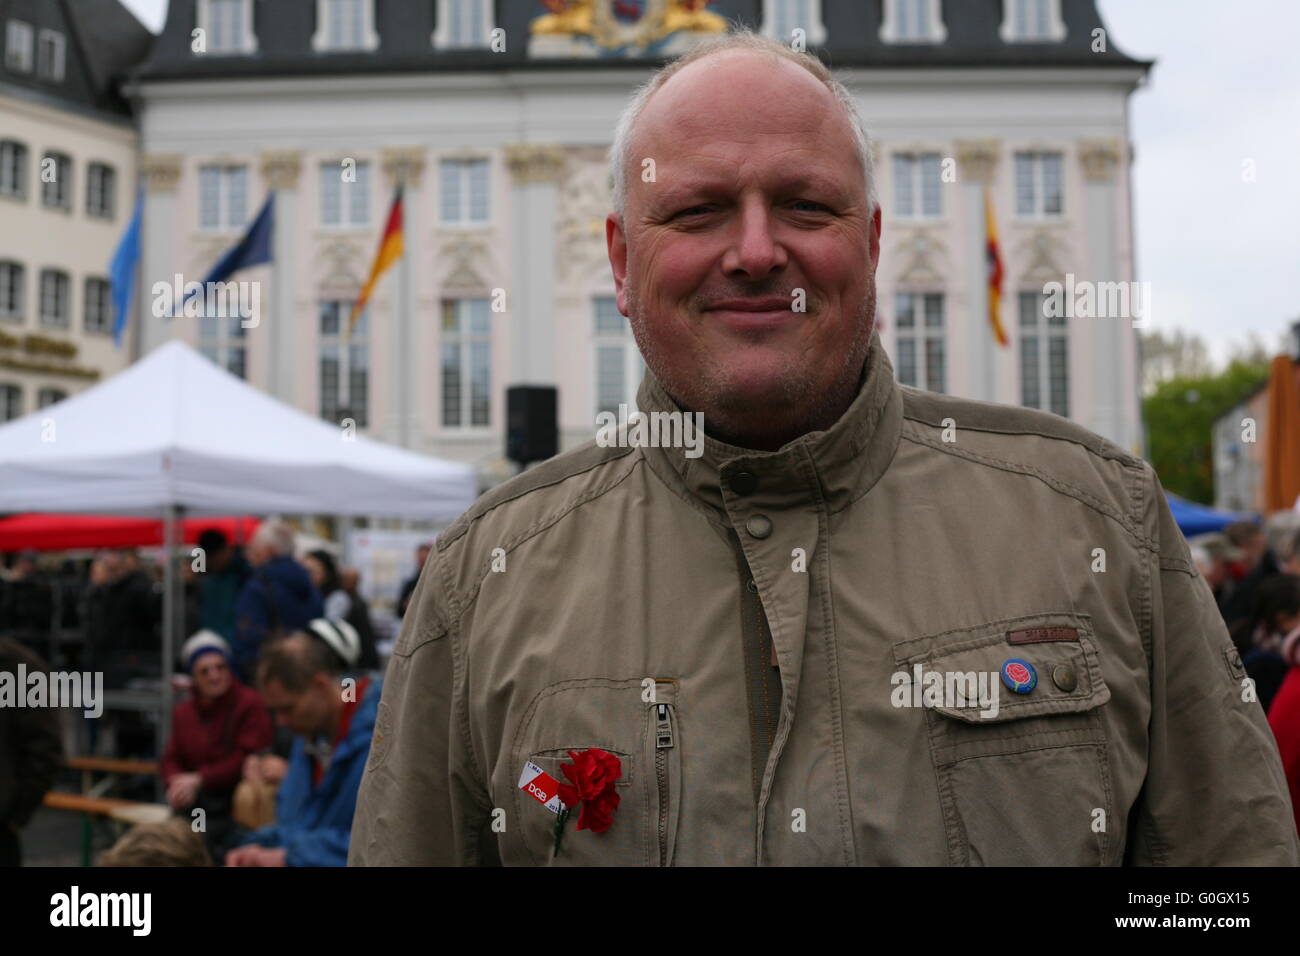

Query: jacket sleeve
[[349, 552, 493, 865], [198, 694, 273, 792], [1127, 464, 1300, 864]]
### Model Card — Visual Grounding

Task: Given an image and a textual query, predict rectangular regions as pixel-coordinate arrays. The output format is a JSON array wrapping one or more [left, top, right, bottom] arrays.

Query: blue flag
[[180, 192, 275, 312], [108, 189, 143, 347]]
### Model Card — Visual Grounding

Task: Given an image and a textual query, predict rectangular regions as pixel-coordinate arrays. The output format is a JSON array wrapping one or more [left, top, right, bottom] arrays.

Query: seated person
[[225, 619, 379, 867], [161, 631, 272, 856]]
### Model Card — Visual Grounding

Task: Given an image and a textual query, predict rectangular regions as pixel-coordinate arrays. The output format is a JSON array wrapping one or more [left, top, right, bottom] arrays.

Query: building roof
[[0, 0, 153, 117], [133, 0, 1150, 83]]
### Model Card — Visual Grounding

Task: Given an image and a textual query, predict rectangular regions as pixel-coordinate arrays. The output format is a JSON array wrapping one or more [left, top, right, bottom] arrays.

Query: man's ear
[[606, 212, 629, 316], [868, 204, 883, 275]]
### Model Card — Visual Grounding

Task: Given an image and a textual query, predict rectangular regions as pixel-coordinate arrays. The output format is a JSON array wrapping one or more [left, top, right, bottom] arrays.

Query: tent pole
[[159, 504, 178, 766]]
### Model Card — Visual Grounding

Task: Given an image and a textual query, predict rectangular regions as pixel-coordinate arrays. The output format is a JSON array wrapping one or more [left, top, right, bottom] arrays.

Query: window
[[84, 278, 112, 334], [201, 0, 255, 54], [893, 153, 943, 219], [320, 160, 370, 227], [4, 20, 32, 71], [0, 384, 21, 423], [319, 301, 369, 427], [881, 0, 945, 43], [199, 164, 248, 230], [37, 388, 67, 409], [1019, 290, 1069, 417], [441, 299, 491, 428], [0, 140, 26, 199], [86, 163, 115, 219], [36, 29, 64, 81], [0, 261, 23, 321], [894, 293, 945, 393], [1014, 151, 1063, 217], [314, 0, 378, 51], [593, 296, 643, 418], [433, 0, 492, 49], [439, 158, 489, 225], [41, 152, 72, 210], [199, 314, 248, 379], [39, 270, 69, 329], [763, 0, 827, 45], [1002, 0, 1065, 42]]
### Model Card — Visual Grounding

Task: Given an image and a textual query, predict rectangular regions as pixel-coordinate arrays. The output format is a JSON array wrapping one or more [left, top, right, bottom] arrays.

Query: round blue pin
[[1000, 658, 1038, 694]]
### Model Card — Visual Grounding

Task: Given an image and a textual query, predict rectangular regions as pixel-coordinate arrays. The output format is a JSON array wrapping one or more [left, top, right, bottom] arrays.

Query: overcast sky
[[120, 0, 1299, 363]]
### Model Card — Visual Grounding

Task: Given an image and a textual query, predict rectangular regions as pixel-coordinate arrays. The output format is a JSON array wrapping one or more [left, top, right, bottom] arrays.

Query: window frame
[[438, 157, 491, 227], [41, 152, 72, 211], [86, 162, 116, 219], [440, 298, 493, 430], [893, 291, 947, 394], [1018, 289, 1070, 418], [318, 300, 370, 427], [0, 140, 27, 200], [892, 151, 944, 220], [1000, 0, 1066, 43], [5, 19, 33, 72], [198, 0, 258, 55], [36, 28, 64, 81], [38, 269, 70, 330], [431, 0, 495, 49], [319, 159, 371, 229], [761, 0, 828, 46], [198, 163, 249, 232], [0, 383, 22, 423], [84, 277, 112, 334], [198, 313, 249, 380], [312, 0, 379, 52], [1013, 150, 1064, 219], [880, 0, 947, 44], [591, 295, 644, 419], [0, 260, 24, 322], [36, 387, 67, 410]]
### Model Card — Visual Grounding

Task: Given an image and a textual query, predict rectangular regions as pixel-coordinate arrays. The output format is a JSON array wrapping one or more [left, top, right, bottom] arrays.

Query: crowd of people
[[1191, 515, 1300, 831], [0, 520, 435, 867]]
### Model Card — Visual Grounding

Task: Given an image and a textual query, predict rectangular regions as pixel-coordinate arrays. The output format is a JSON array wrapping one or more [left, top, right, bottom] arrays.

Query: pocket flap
[[894, 613, 1110, 724]]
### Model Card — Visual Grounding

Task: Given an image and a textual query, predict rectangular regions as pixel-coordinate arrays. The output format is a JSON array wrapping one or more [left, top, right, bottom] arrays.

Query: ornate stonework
[[1079, 138, 1122, 182], [505, 144, 566, 186], [893, 228, 951, 288], [382, 147, 427, 188], [438, 235, 494, 291], [530, 0, 726, 58], [260, 150, 302, 190], [141, 153, 182, 193], [556, 146, 613, 285], [955, 140, 1000, 185]]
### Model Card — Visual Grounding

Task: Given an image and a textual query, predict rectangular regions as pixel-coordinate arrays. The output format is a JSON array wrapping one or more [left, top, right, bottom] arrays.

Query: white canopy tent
[[0, 340, 478, 753]]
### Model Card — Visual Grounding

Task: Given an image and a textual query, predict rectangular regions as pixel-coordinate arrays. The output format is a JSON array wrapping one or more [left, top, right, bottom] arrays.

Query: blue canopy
[[1166, 493, 1257, 537]]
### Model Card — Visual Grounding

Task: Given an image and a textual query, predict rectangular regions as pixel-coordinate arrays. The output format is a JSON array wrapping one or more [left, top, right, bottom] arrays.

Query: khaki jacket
[[350, 331, 1300, 866]]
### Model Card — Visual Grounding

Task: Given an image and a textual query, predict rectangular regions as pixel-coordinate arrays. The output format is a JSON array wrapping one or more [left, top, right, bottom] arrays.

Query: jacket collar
[[635, 326, 903, 516]]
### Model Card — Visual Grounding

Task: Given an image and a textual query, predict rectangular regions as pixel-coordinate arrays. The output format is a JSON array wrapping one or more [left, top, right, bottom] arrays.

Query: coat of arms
[[530, 0, 727, 58]]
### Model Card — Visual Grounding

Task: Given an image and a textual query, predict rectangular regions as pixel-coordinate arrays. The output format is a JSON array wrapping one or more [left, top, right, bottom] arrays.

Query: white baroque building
[[129, 0, 1150, 489]]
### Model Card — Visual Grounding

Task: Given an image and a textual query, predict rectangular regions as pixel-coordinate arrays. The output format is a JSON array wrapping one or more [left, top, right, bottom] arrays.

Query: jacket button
[[745, 515, 772, 539], [731, 471, 758, 495], [1051, 664, 1077, 692]]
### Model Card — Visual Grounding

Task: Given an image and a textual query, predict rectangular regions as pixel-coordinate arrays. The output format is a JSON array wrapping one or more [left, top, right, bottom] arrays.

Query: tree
[[1140, 329, 1212, 396], [1143, 359, 1269, 504]]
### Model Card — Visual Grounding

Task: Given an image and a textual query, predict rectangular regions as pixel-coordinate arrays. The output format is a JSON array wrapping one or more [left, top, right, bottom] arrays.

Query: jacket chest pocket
[[508, 678, 681, 867], [894, 613, 1115, 867]]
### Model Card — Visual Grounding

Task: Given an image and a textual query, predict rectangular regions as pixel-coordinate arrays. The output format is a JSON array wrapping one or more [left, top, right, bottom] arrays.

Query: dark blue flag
[[108, 188, 143, 347], [180, 192, 275, 312]]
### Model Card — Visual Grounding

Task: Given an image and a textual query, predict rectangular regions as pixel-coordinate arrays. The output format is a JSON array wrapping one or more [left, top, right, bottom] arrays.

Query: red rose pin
[[553, 748, 622, 856]]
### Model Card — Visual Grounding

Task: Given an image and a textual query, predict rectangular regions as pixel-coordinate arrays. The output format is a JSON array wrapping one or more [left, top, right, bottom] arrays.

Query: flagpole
[[130, 185, 144, 362]]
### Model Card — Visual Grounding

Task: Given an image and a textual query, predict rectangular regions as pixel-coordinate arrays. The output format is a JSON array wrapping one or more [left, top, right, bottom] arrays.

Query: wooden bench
[[44, 757, 165, 865], [65, 756, 159, 777]]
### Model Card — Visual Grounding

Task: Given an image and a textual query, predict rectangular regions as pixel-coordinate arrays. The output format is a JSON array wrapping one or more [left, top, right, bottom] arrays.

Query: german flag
[[349, 185, 404, 335], [985, 186, 1009, 347]]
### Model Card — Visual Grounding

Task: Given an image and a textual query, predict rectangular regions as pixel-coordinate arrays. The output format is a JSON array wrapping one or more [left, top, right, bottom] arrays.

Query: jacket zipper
[[654, 701, 675, 866]]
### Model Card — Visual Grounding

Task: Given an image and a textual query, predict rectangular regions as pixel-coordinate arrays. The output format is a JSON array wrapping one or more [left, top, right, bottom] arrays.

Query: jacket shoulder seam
[[901, 424, 1155, 552]]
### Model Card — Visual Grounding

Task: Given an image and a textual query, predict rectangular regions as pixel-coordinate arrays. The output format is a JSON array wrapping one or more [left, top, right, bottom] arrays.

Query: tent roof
[[0, 340, 477, 519], [1166, 493, 1256, 538]]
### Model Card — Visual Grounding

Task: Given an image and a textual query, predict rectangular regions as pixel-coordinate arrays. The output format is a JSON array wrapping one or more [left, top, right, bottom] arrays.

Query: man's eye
[[673, 205, 712, 219], [791, 200, 831, 212]]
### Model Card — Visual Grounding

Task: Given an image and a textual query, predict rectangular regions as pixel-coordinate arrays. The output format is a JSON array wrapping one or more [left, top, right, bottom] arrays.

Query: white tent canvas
[[0, 340, 478, 520]]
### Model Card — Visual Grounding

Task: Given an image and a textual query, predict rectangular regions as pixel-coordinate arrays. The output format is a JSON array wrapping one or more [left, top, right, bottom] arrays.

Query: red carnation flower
[[557, 748, 622, 834]]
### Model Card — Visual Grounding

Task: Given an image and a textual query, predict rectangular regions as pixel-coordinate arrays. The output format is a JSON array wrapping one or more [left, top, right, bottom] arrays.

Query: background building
[[0, 0, 151, 422], [128, 0, 1150, 487]]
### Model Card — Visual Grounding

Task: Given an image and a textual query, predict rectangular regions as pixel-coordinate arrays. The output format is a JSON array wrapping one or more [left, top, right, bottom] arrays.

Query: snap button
[[1051, 664, 1077, 693], [730, 471, 758, 495], [746, 578, 758, 593], [745, 515, 772, 539]]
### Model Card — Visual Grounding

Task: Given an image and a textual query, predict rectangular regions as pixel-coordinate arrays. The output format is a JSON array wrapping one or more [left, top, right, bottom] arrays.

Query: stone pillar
[[1079, 138, 1125, 447], [260, 151, 302, 403], [504, 144, 565, 386], [383, 147, 426, 448], [139, 153, 181, 358], [956, 140, 1000, 402]]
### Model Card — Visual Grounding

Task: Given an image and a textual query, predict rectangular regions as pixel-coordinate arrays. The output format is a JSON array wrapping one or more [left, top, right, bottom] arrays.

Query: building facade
[[0, 0, 151, 422], [129, 0, 1150, 487]]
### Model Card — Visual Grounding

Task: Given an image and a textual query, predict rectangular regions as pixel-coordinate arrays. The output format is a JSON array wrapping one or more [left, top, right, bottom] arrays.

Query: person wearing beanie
[[160, 630, 273, 857], [226, 620, 379, 867]]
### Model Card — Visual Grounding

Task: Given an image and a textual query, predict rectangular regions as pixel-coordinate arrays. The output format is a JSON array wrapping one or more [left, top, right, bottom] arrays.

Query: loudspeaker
[[506, 385, 558, 465]]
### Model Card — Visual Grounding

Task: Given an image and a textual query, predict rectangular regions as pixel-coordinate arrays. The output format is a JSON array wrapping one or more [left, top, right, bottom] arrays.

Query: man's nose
[[721, 200, 788, 278]]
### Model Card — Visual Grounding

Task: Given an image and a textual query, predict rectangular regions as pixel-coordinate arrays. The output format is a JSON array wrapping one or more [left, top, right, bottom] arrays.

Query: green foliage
[[1143, 359, 1270, 504]]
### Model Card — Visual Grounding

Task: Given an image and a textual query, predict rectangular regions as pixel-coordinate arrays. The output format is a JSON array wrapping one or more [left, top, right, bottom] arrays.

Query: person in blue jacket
[[232, 519, 323, 682], [226, 618, 377, 867]]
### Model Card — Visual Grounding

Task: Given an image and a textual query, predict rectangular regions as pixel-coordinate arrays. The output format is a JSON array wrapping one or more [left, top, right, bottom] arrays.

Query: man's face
[[193, 654, 232, 700], [260, 676, 332, 737], [608, 51, 881, 448]]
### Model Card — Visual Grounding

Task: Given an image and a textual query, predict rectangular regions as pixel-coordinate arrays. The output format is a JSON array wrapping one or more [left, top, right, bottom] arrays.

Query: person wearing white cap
[[224, 619, 379, 867], [160, 630, 273, 857]]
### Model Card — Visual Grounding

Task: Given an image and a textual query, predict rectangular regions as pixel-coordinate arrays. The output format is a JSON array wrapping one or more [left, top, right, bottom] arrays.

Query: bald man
[[350, 29, 1297, 867]]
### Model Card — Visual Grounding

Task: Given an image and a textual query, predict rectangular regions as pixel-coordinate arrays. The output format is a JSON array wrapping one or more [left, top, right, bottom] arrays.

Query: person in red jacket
[[161, 631, 272, 856]]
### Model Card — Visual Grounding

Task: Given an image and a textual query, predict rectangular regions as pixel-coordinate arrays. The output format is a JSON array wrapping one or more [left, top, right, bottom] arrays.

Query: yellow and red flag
[[984, 186, 1009, 347], [348, 185, 404, 334]]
